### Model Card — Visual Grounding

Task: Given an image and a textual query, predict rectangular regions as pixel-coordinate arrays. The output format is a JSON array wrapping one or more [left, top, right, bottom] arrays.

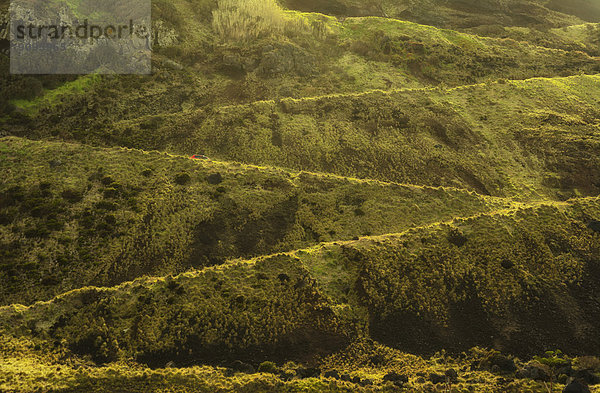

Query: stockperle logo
[[9, 0, 151, 74]]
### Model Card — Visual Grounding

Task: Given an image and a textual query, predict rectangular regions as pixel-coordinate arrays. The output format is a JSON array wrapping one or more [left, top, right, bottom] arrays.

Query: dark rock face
[[283, 0, 349, 15], [575, 370, 600, 386]]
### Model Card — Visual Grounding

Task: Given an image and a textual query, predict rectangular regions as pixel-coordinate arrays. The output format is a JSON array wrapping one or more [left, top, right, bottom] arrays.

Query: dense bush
[[258, 361, 279, 373], [175, 173, 192, 185], [212, 0, 287, 41]]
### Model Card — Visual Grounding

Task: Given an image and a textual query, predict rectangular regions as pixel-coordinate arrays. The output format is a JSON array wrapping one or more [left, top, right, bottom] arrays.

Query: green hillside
[[0, 136, 510, 305], [1, 198, 600, 392], [2, 6, 600, 126], [1, 0, 600, 392], [26, 75, 598, 200], [282, 0, 600, 29]]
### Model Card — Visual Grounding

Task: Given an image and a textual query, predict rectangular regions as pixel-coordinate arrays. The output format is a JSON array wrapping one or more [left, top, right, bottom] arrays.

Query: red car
[[190, 154, 209, 160]]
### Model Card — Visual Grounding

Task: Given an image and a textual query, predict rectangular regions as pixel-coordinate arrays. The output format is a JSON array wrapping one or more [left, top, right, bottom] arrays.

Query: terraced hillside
[[1, 0, 600, 392]]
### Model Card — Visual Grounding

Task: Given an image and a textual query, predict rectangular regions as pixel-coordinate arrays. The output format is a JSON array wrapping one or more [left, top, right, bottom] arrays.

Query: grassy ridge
[[89, 74, 600, 200], [465, 22, 600, 56], [9, 75, 600, 201], [1, 199, 599, 366], [0, 136, 510, 305], [282, 0, 599, 29], [0, 254, 351, 366], [331, 198, 600, 356]]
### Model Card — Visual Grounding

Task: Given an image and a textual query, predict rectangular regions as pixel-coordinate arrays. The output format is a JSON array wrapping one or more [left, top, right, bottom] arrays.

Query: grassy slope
[[95, 75, 600, 200], [282, 0, 600, 55], [282, 0, 599, 28], [3, 12, 600, 128], [1, 199, 599, 391], [326, 199, 600, 356], [7, 76, 600, 202], [0, 136, 510, 305], [465, 22, 600, 56]]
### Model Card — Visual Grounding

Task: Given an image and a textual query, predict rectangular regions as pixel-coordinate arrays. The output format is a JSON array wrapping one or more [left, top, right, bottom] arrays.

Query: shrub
[[574, 356, 600, 372], [175, 173, 191, 185], [46, 217, 64, 231], [40, 275, 60, 286], [23, 226, 50, 239], [13, 77, 44, 100], [0, 96, 15, 114], [95, 201, 118, 211], [258, 361, 278, 374], [101, 176, 115, 186], [212, 0, 286, 41], [448, 228, 467, 247], [207, 173, 223, 185], [103, 188, 120, 199], [533, 350, 570, 393], [0, 213, 11, 225], [354, 208, 365, 216], [39, 182, 52, 191], [104, 215, 117, 226], [2, 186, 25, 207]]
